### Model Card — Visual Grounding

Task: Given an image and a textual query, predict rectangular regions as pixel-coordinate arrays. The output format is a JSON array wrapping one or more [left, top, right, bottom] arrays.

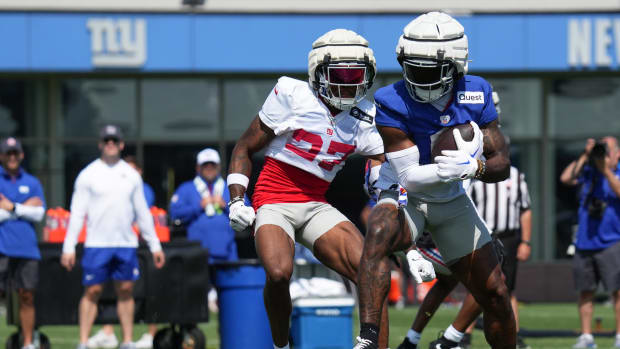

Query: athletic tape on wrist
[[227, 173, 249, 189]]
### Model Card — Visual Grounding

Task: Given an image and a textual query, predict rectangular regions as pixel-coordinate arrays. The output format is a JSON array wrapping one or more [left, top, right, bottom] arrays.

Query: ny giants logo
[[87, 18, 147, 68], [326, 128, 333, 136]]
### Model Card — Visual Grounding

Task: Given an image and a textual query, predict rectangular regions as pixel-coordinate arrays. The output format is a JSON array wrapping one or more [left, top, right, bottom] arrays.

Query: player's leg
[[429, 195, 515, 349], [356, 197, 422, 348], [448, 243, 513, 349], [301, 204, 390, 348], [254, 206, 296, 348]]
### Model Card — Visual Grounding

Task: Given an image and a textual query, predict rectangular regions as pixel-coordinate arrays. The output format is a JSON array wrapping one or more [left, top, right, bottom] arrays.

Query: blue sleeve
[[478, 81, 498, 126], [374, 93, 409, 133], [168, 184, 202, 224], [143, 183, 155, 207]]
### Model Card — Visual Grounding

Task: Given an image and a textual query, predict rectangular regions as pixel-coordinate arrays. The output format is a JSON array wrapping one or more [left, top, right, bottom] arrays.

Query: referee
[[467, 155, 533, 349]]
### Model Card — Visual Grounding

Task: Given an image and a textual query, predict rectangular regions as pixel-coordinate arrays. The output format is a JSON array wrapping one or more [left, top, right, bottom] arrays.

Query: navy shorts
[[0, 256, 38, 291], [81, 248, 140, 286]]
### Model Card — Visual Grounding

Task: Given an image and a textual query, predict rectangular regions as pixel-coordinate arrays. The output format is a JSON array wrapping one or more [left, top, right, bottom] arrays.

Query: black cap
[[0, 137, 23, 154], [99, 124, 124, 141]]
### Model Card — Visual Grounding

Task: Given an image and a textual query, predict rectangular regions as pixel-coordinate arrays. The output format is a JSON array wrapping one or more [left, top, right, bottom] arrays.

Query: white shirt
[[258, 76, 384, 182], [62, 159, 162, 253]]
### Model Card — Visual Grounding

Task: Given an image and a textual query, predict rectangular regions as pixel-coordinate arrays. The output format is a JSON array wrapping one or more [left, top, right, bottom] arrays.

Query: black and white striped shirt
[[468, 166, 531, 234]]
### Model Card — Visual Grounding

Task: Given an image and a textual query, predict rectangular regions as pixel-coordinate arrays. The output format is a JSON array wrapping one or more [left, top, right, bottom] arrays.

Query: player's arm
[[378, 126, 443, 192], [479, 120, 510, 182], [228, 115, 276, 198], [227, 115, 276, 231]]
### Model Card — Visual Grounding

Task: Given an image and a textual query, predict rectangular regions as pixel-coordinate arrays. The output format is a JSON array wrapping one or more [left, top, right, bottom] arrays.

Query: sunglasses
[[102, 137, 120, 144], [3, 150, 20, 157]]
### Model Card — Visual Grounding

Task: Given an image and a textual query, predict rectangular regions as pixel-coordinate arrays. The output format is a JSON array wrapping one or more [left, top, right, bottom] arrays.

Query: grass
[[2, 303, 617, 348]]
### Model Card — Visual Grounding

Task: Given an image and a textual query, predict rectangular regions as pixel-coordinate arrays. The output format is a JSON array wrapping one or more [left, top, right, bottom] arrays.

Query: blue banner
[[0, 12, 618, 72]]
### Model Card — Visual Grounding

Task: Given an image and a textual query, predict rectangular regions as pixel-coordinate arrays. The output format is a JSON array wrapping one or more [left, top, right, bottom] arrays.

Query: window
[[61, 79, 137, 139], [549, 78, 620, 138], [141, 79, 220, 141]]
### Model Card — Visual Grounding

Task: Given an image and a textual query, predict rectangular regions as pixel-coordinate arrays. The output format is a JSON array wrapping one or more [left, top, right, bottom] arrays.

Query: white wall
[[1, 0, 618, 13]]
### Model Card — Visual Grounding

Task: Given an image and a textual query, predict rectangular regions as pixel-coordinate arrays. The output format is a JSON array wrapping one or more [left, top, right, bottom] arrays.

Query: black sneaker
[[459, 333, 471, 349], [397, 337, 417, 349], [428, 336, 461, 349], [517, 336, 531, 349]]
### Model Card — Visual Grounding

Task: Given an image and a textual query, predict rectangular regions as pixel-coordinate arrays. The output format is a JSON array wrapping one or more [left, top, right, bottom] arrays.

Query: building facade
[[1, 8, 619, 260]]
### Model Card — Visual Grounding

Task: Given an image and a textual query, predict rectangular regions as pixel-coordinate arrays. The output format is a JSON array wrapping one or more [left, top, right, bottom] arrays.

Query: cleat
[[353, 336, 378, 349], [428, 335, 461, 349]]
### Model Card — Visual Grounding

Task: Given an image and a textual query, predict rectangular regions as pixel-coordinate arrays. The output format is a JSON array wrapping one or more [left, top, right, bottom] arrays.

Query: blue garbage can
[[215, 260, 272, 349]]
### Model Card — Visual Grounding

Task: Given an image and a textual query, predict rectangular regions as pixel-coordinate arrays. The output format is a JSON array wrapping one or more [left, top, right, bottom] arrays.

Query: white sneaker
[[135, 333, 154, 349], [87, 329, 119, 349], [614, 334, 620, 348], [573, 334, 597, 349]]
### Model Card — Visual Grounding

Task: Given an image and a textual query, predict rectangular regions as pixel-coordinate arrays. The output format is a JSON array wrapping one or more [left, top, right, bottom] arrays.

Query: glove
[[363, 161, 381, 203], [455, 121, 483, 160], [228, 200, 255, 232], [406, 249, 436, 283], [435, 150, 479, 182]]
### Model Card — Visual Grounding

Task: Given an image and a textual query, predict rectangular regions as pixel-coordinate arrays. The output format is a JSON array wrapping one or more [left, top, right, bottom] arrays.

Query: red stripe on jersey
[[252, 157, 330, 210]]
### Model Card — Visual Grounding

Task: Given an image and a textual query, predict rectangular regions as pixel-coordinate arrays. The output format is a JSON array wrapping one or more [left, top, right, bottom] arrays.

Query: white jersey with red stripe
[[253, 76, 383, 209]]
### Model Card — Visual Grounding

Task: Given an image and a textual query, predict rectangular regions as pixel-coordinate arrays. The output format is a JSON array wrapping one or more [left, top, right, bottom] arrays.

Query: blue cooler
[[290, 297, 355, 349], [215, 261, 272, 349]]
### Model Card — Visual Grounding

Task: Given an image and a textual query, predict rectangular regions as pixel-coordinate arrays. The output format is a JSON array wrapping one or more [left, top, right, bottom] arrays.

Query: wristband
[[521, 240, 531, 246], [227, 173, 250, 189], [228, 196, 244, 207]]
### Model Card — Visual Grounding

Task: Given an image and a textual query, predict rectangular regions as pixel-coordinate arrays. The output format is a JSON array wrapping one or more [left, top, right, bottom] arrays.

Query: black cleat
[[428, 335, 461, 349], [516, 336, 531, 349], [397, 337, 417, 349], [459, 333, 471, 349]]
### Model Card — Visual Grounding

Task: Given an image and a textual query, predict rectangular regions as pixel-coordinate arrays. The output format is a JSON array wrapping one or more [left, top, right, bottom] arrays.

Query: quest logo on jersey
[[457, 91, 484, 104]]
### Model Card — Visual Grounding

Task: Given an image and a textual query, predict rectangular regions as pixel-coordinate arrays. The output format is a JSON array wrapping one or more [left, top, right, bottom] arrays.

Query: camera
[[588, 198, 607, 220], [589, 141, 608, 163]]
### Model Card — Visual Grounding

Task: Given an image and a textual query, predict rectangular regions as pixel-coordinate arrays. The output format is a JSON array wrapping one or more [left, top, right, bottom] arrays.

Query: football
[[431, 123, 475, 162]]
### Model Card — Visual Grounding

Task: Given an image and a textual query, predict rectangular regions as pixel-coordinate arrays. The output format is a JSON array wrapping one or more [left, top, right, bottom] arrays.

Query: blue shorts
[[81, 248, 140, 286]]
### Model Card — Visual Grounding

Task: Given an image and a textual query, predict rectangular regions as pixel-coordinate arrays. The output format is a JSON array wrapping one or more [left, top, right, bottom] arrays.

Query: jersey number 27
[[285, 129, 355, 171]]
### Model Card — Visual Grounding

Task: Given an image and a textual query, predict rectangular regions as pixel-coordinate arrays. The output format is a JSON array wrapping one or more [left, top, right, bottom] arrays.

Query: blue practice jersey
[[374, 75, 498, 201]]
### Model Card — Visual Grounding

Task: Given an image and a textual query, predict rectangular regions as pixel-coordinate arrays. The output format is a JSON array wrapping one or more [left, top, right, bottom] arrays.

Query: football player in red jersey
[[226, 29, 433, 349]]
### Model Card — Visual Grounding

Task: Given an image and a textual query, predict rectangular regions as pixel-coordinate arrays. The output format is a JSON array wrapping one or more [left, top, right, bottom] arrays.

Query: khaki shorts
[[254, 202, 350, 249], [380, 190, 492, 264]]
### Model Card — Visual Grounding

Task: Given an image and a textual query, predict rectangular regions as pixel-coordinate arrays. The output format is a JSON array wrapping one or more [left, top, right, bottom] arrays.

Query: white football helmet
[[396, 12, 469, 103], [308, 29, 376, 111]]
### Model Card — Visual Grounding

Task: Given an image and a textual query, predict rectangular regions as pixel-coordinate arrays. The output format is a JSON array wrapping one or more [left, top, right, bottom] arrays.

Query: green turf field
[[2, 303, 617, 348]]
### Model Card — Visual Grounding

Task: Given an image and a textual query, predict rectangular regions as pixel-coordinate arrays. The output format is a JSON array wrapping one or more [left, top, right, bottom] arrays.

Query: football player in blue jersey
[[353, 12, 515, 349]]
